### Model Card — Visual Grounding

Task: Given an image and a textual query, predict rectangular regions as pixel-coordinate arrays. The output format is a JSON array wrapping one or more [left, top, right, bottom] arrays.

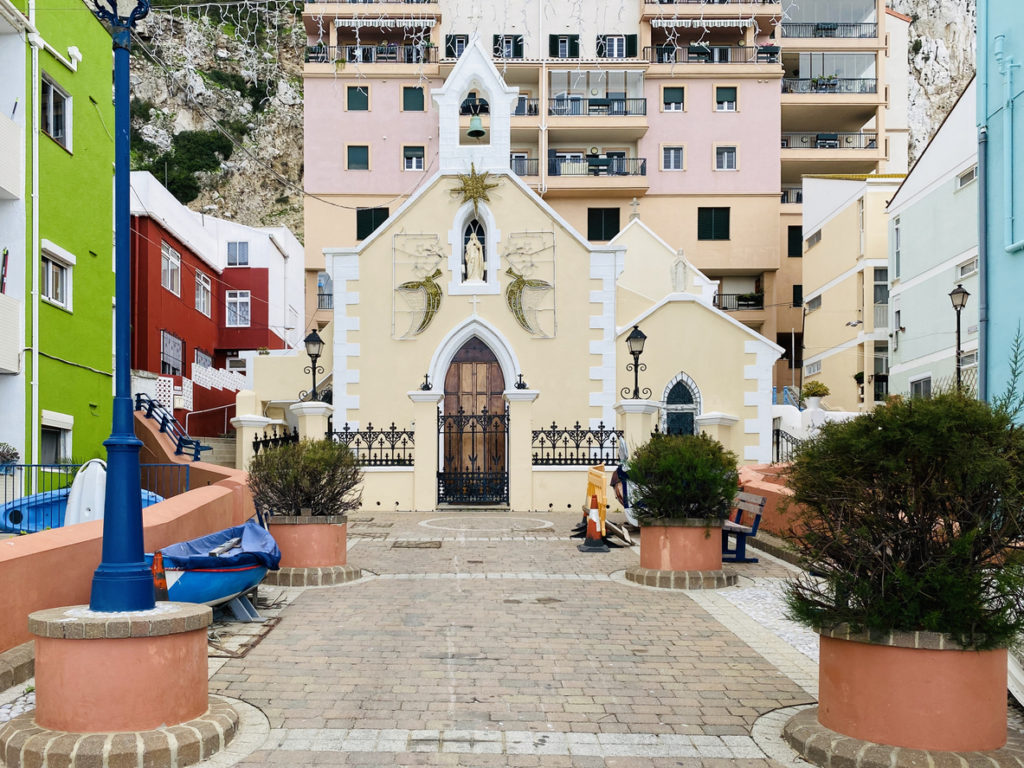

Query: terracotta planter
[[817, 626, 1007, 751], [268, 514, 347, 568], [639, 519, 723, 572]]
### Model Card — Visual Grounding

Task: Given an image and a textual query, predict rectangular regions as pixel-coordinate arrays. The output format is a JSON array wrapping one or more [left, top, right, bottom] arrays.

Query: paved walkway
[[209, 511, 821, 766]]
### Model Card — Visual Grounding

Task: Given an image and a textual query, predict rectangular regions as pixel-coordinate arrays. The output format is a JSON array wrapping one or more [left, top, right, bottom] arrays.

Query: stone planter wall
[[638, 519, 724, 572], [267, 514, 347, 569]]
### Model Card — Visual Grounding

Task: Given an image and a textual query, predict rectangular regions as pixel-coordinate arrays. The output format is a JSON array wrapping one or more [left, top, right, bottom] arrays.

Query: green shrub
[[248, 439, 362, 516], [0, 442, 19, 463], [784, 392, 1024, 649], [627, 433, 738, 524], [801, 380, 830, 398]]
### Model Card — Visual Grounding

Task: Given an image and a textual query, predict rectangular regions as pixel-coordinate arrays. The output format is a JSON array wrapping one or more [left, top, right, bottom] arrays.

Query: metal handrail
[[782, 78, 878, 94], [547, 97, 647, 116], [644, 45, 779, 64], [547, 157, 647, 177], [782, 131, 879, 149], [715, 293, 765, 311], [781, 22, 879, 38], [305, 44, 438, 64], [184, 402, 236, 437], [134, 393, 211, 461]]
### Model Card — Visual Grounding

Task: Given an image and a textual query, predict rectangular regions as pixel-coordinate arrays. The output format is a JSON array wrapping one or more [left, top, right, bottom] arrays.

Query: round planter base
[[784, 707, 1024, 768], [0, 696, 238, 768], [263, 564, 363, 587], [624, 565, 737, 590]]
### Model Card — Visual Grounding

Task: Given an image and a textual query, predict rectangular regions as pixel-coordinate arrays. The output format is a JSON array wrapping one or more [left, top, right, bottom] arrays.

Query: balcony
[[305, 0, 435, 3], [543, 157, 649, 196], [548, 157, 647, 177], [644, 45, 779, 64], [0, 113, 21, 200], [782, 131, 878, 149], [547, 97, 646, 116], [317, 293, 334, 310], [781, 187, 803, 204], [781, 22, 878, 38], [782, 77, 877, 94], [510, 158, 539, 176], [305, 44, 438, 64], [0, 292, 22, 374], [714, 293, 764, 312]]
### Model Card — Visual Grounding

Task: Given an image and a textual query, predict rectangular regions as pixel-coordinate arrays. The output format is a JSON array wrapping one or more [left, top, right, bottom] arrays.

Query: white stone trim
[[446, 201, 502, 296], [503, 389, 539, 403], [696, 412, 739, 428], [659, 371, 702, 432], [328, 249, 361, 423], [742, 339, 777, 463], [589, 247, 626, 426], [40, 409, 73, 430], [427, 316, 522, 393]]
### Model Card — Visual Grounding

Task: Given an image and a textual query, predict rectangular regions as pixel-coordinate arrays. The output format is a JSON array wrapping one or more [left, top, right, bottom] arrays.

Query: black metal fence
[[438, 408, 509, 504], [0, 463, 191, 535], [252, 425, 299, 456], [782, 22, 878, 38], [772, 428, 803, 464], [532, 421, 623, 466], [327, 422, 415, 466]]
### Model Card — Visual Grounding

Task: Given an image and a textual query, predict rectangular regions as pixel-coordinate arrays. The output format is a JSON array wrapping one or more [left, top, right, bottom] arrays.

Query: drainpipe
[[994, 35, 1024, 254], [28, 1, 40, 467], [979, 125, 989, 401]]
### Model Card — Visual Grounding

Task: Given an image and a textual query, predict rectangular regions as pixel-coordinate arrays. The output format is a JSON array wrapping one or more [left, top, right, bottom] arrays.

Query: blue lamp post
[[89, 0, 154, 611]]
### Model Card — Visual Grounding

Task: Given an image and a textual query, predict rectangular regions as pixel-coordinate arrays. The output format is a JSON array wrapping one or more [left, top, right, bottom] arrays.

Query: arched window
[[463, 219, 487, 282], [664, 379, 699, 435]]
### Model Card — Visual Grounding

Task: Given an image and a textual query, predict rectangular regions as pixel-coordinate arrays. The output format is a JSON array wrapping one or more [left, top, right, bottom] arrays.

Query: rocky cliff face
[[128, 1, 977, 240]]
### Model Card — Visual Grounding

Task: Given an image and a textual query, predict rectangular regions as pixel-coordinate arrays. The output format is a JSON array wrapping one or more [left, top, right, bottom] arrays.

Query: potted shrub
[[782, 392, 1024, 753], [800, 379, 829, 409], [248, 439, 362, 581], [0, 442, 18, 475], [624, 434, 739, 586]]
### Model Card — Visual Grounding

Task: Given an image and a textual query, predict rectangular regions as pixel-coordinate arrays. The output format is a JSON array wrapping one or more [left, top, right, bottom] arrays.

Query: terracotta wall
[[0, 414, 254, 654], [739, 464, 803, 538]]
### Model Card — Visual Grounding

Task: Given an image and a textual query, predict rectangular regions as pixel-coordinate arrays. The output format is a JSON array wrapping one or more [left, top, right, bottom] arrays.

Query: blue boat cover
[[159, 518, 281, 571]]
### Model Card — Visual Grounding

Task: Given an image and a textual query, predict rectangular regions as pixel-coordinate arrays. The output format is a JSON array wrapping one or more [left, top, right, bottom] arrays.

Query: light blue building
[[978, 2, 1024, 402], [887, 81, 979, 398]]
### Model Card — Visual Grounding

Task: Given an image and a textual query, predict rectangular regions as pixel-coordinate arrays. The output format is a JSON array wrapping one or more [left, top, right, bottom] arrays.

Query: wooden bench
[[722, 491, 766, 564]]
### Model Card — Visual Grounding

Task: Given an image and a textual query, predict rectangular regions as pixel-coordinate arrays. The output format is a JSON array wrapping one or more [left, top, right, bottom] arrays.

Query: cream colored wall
[[358, 470, 415, 510], [250, 324, 335, 406]]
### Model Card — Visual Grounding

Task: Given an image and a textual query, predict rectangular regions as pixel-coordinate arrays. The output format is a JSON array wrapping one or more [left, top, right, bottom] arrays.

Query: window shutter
[[595, 35, 606, 57], [569, 35, 579, 58], [715, 208, 730, 239], [626, 34, 637, 57], [697, 209, 712, 240], [514, 35, 524, 58], [403, 86, 424, 111], [445, 35, 457, 59], [664, 87, 683, 104], [793, 285, 803, 308], [404, 146, 424, 159], [493, 35, 501, 56], [717, 86, 737, 102], [549, 35, 559, 57], [788, 225, 803, 257]]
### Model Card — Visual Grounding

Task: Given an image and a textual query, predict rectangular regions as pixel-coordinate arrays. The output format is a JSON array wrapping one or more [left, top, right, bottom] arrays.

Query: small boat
[[146, 518, 281, 607], [0, 484, 163, 534]]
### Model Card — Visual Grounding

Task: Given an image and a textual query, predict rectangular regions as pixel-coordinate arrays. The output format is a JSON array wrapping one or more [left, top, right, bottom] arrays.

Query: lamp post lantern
[[620, 325, 651, 400], [301, 329, 325, 401], [949, 283, 970, 392], [88, 0, 153, 612]]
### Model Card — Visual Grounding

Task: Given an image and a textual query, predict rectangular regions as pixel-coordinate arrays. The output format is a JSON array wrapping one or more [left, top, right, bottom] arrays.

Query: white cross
[[468, 294, 481, 314]]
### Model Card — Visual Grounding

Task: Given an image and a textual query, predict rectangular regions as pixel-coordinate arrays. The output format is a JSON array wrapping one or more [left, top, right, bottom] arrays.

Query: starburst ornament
[[452, 163, 499, 217]]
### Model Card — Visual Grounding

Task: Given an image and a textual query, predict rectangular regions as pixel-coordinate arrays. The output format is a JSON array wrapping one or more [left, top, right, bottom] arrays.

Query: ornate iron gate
[[438, 406, 509, 504]]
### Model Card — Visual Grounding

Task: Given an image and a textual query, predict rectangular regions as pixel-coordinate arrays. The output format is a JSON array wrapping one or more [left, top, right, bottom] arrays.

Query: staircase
[[201, 436, 237, 469]]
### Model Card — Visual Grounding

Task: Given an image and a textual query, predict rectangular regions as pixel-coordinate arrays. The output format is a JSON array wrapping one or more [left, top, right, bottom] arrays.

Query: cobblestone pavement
[[202, 511, 816, 766]]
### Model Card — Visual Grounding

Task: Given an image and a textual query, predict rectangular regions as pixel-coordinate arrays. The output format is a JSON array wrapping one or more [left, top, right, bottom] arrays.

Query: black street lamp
[[949, 283, 970, 392], [301, 330, 325, 401], [621, 325, 651, 400]]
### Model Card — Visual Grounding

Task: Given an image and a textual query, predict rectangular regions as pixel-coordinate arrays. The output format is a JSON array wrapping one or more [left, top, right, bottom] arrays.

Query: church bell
[[467, 115, 486, 140]]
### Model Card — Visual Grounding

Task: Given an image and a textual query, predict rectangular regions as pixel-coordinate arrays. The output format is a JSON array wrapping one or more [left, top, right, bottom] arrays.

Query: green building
[[0, 0, 114, 465]]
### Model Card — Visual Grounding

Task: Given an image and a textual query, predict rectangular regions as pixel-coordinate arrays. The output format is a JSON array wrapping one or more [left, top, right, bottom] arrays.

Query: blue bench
[[722, 491, 766, 563]]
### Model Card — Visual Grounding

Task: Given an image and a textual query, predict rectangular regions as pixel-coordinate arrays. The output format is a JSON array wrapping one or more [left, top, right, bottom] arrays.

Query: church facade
[[240, 43, 782, 512]]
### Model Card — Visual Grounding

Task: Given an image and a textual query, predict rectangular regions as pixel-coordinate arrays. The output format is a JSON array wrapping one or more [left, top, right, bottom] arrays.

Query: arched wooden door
[[438, 338, 509, 504]]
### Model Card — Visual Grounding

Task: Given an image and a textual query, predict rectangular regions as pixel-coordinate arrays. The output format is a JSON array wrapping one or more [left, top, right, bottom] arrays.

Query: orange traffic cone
[[151, 551, 169, 601], [578, 494, 610, 553]]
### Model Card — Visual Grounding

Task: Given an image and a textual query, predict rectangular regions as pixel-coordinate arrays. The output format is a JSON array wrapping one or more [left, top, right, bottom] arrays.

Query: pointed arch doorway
[[438, 337, 509, 505]]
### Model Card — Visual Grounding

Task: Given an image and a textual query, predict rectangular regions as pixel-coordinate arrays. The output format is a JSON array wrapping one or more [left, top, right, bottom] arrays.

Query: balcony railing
[[317, 293, 333, 310], [510, 158, 539, 176], [548, 157, 647, 177], [781, 187, 803, 204], [714, 293, 764, 311], [305, 44, 438, 64], [649, 0, 779, 4], [644, 45, 779, 64], [782, 77, 878, 94], [512, 99, 540, 116], [547, 97, 647, 116], [782, 131, 879, 149], [782, 22, 879, 38], [873, 303, 888, 328]]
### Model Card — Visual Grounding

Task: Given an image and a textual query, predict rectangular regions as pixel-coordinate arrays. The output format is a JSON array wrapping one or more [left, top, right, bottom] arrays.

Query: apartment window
[[910, 376, 932, 400], [445, 35, 468, 59], [40, 422, 71, 464], [715, 86, 737, 111], [347, 145, 369, 170], [663, 86, 684, 111], [961, 350, 979, 368], [41, 77, 70, 149], [226, 290, 251, 328], [588, 208, 620, 241], [356, 207, 389, 240], [596, 34, 636, 58], [806, 230, 822, 248], [697, 207, 730, 240], [404, 145, 425, 171], [160, 241, 181, 295], [893, 216, 901, 277], [160, 330, 184, 375], [226, 357, 247, 373], [715, 146, 737, 170], [793, 284, 803, 308], [41, 255, 69, 308], [493, 34, 523, 59], [957, 165, 978, 188], [194, 348, 213, 369], [805, 361, 822, 376], [227, 241, 249, 266], [347, 86, 368, 111], [957, 257, 979, 278], [549, 34, 579, 58], [806, 295, 822, 313], [402, 86, 424, 111], [874, 268, 889, 306], [195, 271, 211, 316], [788, 225, 803, 257], [662, 146, 684, 170]]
